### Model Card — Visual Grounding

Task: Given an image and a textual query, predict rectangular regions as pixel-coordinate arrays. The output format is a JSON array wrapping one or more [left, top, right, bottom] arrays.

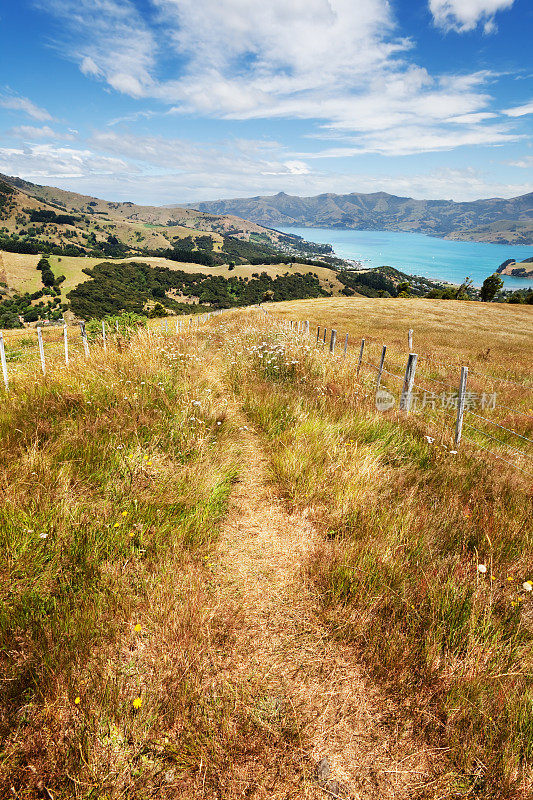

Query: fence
[[266, 314, 533, 476], [1, 307, 531, 476]]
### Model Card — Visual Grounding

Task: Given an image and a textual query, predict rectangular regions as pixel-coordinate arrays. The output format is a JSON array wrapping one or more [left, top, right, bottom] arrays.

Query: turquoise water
[[278, 226, 533, 290]]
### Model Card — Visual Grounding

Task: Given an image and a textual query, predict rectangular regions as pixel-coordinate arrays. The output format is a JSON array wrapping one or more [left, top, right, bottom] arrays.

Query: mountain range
[[187, 190, 533, 245]]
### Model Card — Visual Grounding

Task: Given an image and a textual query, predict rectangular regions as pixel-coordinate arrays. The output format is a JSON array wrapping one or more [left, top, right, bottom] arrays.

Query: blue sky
[[0, 0, 532, 204]]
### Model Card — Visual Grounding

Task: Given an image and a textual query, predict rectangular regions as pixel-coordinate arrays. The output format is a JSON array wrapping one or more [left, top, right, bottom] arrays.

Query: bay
[[277, 226, 533, 290]]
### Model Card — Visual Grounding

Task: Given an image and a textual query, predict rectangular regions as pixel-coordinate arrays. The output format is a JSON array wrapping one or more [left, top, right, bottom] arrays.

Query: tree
[[480, 273, 503, 302]]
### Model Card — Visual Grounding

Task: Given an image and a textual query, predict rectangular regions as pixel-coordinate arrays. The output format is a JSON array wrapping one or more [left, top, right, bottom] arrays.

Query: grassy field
[[0, 301, 531, 798], [1, 250, 344, 295]]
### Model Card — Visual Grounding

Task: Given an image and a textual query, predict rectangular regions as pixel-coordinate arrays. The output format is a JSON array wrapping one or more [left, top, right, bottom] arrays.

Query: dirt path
[[216, 411, 447, 799]]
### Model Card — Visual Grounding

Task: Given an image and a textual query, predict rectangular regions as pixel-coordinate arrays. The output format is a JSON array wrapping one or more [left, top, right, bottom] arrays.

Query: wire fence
[[1, 308, 531, 475], [267, 315, 532, 476]]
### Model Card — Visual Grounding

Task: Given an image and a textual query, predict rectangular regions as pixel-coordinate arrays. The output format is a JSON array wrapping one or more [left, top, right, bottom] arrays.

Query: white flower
[[425, 436, 434, 444], [523, 581, 532, 592], [39, 533, 48, 539], [477, 564, 487, 574]]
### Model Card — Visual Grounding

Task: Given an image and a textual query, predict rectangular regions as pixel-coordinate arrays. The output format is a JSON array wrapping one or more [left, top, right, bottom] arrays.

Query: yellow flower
[[507, 576, 513, 582], [143, 455, 148, 461], [133, 697, 142, 709], [122, 510, 128, 517], [511, 601, 517, 607], [129, 532, 134, 538], [74, 696, 81, 705], [113, 523, 120, 528], [147, 461, 152, 466], [134, 624, 142, 633]]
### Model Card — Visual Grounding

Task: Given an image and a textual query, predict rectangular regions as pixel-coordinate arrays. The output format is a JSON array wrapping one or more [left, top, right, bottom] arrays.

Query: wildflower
[[122, 510, 128, 517], [511, 601, 517, 607], [74, 696, 81, 705], [39, 533, 48, 539], [134, 624, 142, 633], [477, 564, 487, 574], [425, 436, 434, 444], [113, 523, 120, 528], [129, 532, 134, 538], [523, 581, 532, 592], [133, 697, 142, 709], [507, 576, 513, 581], [143, 455, 148, 461]]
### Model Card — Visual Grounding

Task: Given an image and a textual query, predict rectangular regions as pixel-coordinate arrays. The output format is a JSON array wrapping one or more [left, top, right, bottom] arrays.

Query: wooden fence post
[[63, 323, 69, 366], [80, 322, 89, 357], [375, 345, 387, 393], [37, 326, 45, 375], [343, 333, 348, 358], [356, 338, 365, 377], [323, 327, 327, 346], [329, 329, 337, 354], [400, 353, 418, 412], [454, 367, 468, 449], [102, 320, 106, 352], [316, 326, 320, 345], [0, 332, 8, 392], [408, 329, 413, 351], [305, 320, 310, 335]]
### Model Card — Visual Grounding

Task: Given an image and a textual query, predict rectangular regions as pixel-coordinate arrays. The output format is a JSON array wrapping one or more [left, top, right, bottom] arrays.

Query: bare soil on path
[[215, 406, 449, 799]]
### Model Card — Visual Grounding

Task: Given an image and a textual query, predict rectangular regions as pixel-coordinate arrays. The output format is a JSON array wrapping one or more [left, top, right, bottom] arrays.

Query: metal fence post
[[454, 367, 468, 448], [400, 353, 418, 412]]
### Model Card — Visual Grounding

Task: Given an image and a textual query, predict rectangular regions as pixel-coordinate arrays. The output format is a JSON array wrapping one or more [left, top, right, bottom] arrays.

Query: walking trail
[[215, 406, 448, 799]]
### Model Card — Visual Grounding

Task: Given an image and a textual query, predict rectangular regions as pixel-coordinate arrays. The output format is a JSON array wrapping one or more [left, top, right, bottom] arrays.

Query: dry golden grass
[[1, 302, 532, 799]]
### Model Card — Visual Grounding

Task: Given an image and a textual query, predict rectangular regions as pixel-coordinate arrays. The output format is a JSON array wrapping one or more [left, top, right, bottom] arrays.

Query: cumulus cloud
[[429, 0, 515, 34], [32, 0, 523, 157], [0, 92, 53, 121], [0, 143, 131, 180]]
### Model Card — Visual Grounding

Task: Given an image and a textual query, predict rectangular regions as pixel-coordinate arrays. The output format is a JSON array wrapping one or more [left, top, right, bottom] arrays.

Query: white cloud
[[0, 143, 132, 180], [0, 92, 53, 121], [507, 156, 533, 168], [429, 0, 515, 33], [8, 125, 75, 140], [33, 0, 527, 158], [503, 100, 533, 117], [0, 134, 529, 204]]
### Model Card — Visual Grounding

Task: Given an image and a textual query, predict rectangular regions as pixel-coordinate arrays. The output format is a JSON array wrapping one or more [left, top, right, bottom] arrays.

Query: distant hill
[[186, 190, 533, 244], [0, 173, 332, 263]]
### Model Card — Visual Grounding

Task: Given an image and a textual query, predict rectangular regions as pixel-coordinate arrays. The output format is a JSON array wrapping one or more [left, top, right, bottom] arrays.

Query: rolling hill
[[186, 189, 533, 244], [0, 173, 333, 263]]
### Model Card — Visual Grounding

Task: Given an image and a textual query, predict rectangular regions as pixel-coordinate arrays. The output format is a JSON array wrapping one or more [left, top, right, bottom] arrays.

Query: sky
[[0, 0, 532, 205]]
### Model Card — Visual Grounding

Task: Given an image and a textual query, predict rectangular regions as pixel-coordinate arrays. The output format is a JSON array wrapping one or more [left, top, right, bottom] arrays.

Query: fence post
[[37, 326, 45, 375], [408, 329, 413, 351], [329, 329, 337, 354], [305, 320, 310, 335], [343, 333, 348, 358], [323, 328, 327, 346], [400, 353, 418, 412], [356, 338, 365, 377], [63, 323, 69, 366], [316, 326, 320, 345], [101, 320, 106, 353], [454, 367, 468, 449], [375, 345, 387, 393], [115, 319, 119, 334], [80, 322, 89, 357], [0, 332, 8, 392]]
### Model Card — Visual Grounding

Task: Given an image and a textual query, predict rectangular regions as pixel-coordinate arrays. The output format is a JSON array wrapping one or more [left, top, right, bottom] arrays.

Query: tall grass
[[0, 326, 301, 798], [223, 313, 532, 798]]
